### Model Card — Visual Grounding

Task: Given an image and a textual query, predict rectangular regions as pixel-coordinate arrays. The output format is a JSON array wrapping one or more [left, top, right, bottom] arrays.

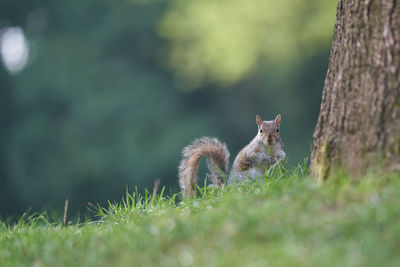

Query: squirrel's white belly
[[268, 143, 285, 161], [249, 164, 266, 179]]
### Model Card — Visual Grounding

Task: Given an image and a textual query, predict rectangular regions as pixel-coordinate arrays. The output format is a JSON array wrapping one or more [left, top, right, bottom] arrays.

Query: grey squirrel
[[178, 114, 286, 196]]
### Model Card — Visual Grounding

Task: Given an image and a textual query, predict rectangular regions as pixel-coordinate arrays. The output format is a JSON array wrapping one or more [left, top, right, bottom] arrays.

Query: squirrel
[[178, 114, 286, 196]]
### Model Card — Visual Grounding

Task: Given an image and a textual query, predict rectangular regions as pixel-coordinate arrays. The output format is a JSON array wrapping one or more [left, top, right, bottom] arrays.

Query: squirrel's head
[[256, 114, 281, 145]]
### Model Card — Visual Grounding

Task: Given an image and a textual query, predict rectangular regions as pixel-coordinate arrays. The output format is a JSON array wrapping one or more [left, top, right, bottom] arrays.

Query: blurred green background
[[0, 0, 337, 217]]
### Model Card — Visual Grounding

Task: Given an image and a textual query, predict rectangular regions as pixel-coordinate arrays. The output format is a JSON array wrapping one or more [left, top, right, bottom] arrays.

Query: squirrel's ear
[[256, 115, 262, 128], [275, 114, 281, 126]]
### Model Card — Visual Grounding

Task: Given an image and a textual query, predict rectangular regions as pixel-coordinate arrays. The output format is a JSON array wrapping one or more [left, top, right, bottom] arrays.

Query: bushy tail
[[178, 137, 230, 196]]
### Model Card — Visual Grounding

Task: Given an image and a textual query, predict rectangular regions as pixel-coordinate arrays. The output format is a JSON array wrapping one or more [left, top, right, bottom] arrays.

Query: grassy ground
[[1, 163, 400, 267]]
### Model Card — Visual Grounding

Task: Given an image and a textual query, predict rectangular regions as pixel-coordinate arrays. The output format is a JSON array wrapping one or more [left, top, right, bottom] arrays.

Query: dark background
[[0, 0, 337, 217]]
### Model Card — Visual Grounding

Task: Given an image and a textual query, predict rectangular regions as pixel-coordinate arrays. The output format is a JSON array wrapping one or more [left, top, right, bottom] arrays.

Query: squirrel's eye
[[277, 128, 279, 132], [259, 129, 263, 133]]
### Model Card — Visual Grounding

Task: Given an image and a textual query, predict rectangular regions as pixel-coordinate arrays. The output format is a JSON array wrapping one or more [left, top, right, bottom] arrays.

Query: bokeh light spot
[[0, 27, 30, 74]]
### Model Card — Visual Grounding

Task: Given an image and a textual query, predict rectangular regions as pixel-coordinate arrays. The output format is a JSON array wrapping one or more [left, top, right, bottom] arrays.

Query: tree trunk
[[310, 0, 400, 181]]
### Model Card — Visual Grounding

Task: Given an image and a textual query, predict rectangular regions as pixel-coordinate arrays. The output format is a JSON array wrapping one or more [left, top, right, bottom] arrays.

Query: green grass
[[1, 162, 400, 267]]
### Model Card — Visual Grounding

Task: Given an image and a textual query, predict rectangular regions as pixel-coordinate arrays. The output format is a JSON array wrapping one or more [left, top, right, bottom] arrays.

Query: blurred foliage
[[0, 0, 337, 217], [160, 0, 337, 88]]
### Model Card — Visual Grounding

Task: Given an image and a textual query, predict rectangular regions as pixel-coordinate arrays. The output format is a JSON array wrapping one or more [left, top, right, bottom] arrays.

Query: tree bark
[[310, 0, 400, 181]]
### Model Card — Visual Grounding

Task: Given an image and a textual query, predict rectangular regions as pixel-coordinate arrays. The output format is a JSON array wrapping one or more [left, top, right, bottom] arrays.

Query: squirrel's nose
[[267, 135, 272, 143]]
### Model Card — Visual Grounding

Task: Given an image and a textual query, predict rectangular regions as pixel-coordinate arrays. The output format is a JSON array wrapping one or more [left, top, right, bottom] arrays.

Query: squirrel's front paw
[[259, 153, 269, 164]]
